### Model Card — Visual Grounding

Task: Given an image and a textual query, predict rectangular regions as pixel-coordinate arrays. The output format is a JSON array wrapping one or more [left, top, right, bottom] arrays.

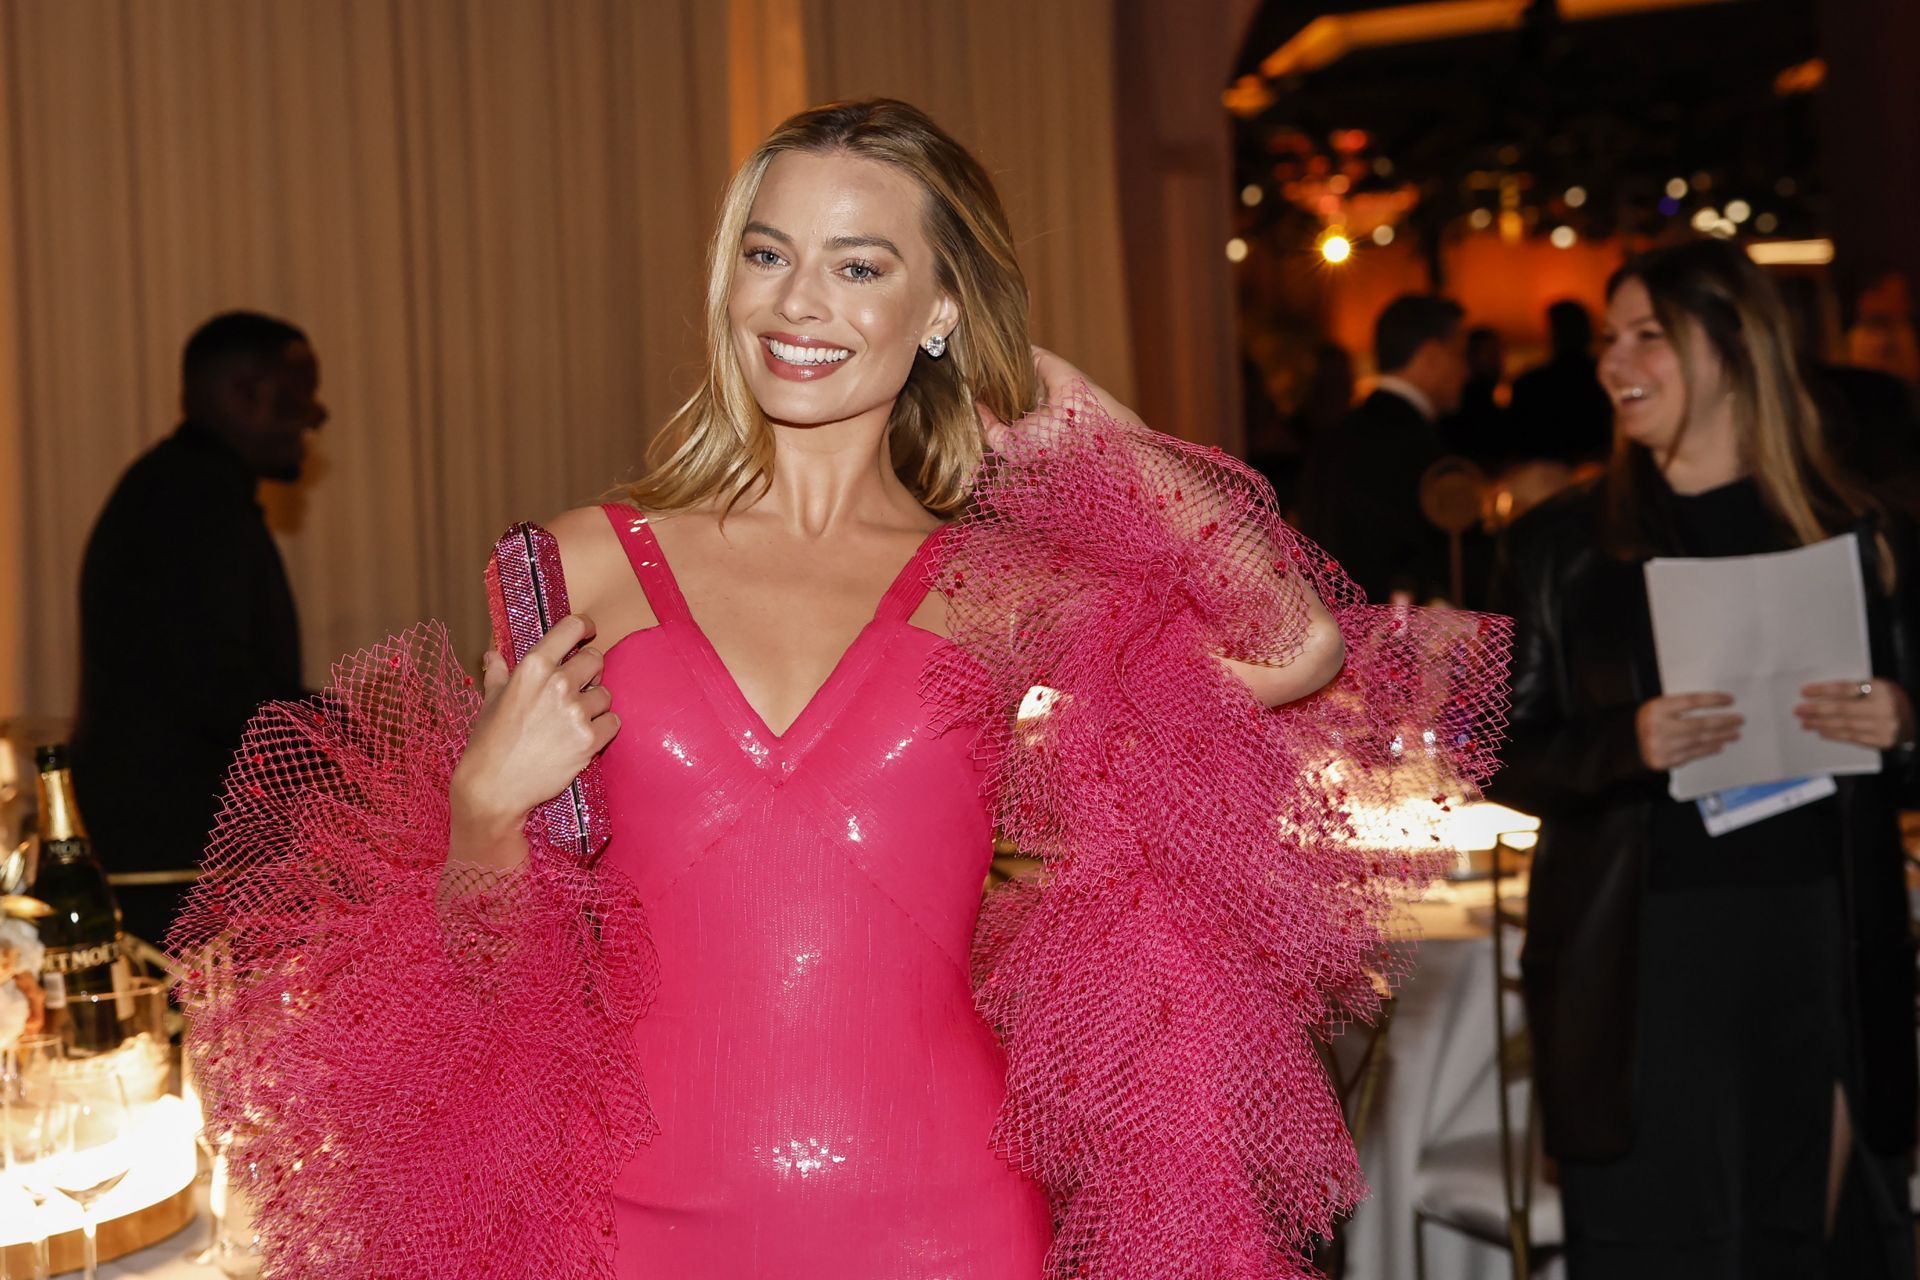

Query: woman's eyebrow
[[824, 233, 902, 257], [744, 221, 793, 244]]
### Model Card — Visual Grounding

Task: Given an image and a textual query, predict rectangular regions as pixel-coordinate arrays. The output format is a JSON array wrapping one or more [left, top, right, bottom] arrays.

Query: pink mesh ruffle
[[168, 624, 657, 1280], [929, 385, 1513, 1279]]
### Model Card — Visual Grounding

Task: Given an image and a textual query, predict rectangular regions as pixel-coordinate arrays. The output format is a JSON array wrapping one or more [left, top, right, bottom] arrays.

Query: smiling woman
[[730, 159, 958, 430], [1492, 239, 1919, 1276], [174, 98, 1513, 1280], [633, 102, 1035, 522]]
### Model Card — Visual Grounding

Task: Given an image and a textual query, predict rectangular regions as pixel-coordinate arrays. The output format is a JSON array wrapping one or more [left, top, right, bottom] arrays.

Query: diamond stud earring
[[922, 333, 947, 358]]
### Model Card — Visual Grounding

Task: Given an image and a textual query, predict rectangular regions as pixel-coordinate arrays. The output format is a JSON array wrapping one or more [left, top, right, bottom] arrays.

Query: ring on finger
[[1855, 680, 1874, 700]]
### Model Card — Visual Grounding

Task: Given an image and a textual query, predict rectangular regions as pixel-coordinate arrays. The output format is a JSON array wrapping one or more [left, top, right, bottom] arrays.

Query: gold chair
[[1412, 832, 1562, 1279]]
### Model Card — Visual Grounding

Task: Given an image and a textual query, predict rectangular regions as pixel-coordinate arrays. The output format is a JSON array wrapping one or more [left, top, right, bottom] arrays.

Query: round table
[[1339, 883, 1568, 1280]]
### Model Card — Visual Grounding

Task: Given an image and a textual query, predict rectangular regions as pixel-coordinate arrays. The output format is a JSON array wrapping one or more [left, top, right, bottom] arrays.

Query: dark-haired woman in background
[[1492, 238, 1917, 1278]]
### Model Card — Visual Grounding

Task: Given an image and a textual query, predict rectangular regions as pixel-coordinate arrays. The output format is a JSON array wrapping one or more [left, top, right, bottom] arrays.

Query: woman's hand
[[448, 614, 620, 868], [1794, 678, 1916, 751], [1636, 692, 1743, 771]]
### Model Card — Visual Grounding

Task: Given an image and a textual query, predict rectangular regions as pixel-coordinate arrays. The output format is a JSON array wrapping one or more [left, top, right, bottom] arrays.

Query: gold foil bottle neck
[[35, 759, 89, 843]]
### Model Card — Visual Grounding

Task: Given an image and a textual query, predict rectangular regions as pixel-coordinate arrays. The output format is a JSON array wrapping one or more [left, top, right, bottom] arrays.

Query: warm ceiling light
[[1319, 231, 1354, 264], [1372, 224, 1397, 246], [1222, 75, 1275, 119], [1550, 225, 1578, 249], [1747, 239, 1833, 266], [1774, 57, 1827, 96], [1260, 2, 1529, 78], [1259, 1, 1731, 77], [1226, 237, 1251, 263]]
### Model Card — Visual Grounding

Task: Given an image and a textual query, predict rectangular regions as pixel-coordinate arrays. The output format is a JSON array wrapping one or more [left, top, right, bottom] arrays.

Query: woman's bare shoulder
[[540, 503, 656, 639], [543, 503, 624, 572]]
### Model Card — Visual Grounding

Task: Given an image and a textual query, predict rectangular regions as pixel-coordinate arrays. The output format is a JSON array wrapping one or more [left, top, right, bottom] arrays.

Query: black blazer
[[1488, 479, 1920, 1161], [1297, 389, 1448, 602]]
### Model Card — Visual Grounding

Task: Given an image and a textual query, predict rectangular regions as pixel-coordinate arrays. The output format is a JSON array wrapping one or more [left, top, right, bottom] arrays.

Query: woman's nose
[[776, 269, 826, 326], [1597, 340, 1627, 381]]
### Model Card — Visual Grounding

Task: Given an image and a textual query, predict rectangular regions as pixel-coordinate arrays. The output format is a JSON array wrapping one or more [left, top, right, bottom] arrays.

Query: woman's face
[[729, 151, 958, 431], [1599, 276, 1726, 453]]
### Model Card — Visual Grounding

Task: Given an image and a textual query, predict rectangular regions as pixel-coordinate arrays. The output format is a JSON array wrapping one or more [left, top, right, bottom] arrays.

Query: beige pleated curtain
[[0, 0, 1152, 723]]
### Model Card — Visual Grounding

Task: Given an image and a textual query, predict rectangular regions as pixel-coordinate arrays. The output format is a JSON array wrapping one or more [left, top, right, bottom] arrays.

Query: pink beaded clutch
[[484, 522, 611, 860]]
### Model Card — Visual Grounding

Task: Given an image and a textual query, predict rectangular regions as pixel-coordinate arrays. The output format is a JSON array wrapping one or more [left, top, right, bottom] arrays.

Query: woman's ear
[[927, 293, 961, 346]]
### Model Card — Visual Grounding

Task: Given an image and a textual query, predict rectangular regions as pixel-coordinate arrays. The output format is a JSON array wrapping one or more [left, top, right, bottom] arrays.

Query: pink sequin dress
[[594, 507, 1050, 1276], [173, 388, 1515, 1280]]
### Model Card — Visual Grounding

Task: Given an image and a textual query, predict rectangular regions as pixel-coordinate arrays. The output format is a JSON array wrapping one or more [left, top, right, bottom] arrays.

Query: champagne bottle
[[29, 743, 126, 1054]]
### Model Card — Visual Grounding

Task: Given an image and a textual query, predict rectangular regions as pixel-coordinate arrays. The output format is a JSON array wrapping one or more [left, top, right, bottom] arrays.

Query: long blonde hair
[[626, 100, 1040, 518], [1604, 238, 1891, 586]]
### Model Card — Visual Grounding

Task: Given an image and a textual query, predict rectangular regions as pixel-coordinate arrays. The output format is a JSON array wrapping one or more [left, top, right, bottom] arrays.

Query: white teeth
[[1616, 387, 1650, 403], [768, 338, 851, 366]]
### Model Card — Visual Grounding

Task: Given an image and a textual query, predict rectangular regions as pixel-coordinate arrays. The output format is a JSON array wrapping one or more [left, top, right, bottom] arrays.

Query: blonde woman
[[1493, 238, 1917, 1277], [176, 100, 1510, 1279]]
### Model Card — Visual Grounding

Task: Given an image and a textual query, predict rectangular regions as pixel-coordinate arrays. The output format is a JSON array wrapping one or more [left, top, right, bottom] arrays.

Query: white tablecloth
[[1341, 893, 1565, 1280]]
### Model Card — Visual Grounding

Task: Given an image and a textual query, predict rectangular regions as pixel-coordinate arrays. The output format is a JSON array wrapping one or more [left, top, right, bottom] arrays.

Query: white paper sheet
[[1644, 532, 1880, 801]]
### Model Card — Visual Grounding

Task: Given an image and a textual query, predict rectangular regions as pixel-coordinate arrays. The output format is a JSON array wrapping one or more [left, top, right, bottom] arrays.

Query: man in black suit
[[1298, 294, 1468, 603], [1508, 300, 1613, 464], [70, 312, 327, 947]]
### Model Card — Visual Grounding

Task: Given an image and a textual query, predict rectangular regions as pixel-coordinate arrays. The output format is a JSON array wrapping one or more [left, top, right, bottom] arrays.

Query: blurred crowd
[[1243, 265, 1920, 613]]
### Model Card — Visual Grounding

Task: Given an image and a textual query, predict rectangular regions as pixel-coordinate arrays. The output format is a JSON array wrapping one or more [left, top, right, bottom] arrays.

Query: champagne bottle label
[[42, 969, 67, 1009], [42, 938, 119, 973]]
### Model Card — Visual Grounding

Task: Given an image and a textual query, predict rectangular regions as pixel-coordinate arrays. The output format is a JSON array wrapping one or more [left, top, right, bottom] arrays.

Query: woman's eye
[[842, 260, 882, 283], [744, 247, 783, 268]]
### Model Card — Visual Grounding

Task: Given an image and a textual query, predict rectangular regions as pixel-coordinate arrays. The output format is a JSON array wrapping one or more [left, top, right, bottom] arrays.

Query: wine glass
[[0, 1034, 60, 1280], [44, 1075, 131, 1280], [2, 1094, 54, 1280]]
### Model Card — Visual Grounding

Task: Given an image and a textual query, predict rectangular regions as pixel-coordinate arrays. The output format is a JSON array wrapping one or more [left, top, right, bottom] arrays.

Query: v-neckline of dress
[[606, 506, 945, 772]]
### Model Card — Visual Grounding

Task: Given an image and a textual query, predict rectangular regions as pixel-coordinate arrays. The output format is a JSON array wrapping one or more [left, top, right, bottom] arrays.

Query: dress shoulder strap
[[600, 503, 692, 626], [873, 525, 948, 624]]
